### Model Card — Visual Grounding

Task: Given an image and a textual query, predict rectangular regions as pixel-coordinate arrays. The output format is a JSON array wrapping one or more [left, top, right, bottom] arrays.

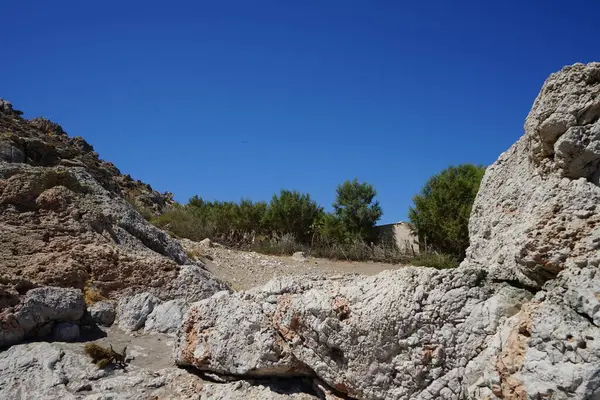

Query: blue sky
[[1, 1, 598, 223]]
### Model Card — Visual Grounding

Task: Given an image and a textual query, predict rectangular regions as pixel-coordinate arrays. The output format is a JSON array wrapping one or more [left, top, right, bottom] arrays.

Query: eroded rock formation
[[0, 100, 229, 347]]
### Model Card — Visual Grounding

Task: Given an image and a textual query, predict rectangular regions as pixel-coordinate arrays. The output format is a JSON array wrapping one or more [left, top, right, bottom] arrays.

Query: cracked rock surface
[[0, 331, 327, 400]]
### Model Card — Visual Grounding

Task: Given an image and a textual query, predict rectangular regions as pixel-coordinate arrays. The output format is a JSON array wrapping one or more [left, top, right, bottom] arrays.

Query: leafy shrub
[[408, 164, 486, 259], [312, 213, 347, 245], [263, 190, 323, 245], [251, 233, 307, 256], [311, 237, 408, 263], [151, 205, 211, 241], [126, 196, 154, 221], [148, 180, 427, 264], [154, 197, 269, 246]]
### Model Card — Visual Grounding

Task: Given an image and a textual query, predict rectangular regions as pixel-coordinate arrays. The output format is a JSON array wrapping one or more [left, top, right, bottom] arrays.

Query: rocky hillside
[[0, 63, 599, 399], [0, 99, 227, 302], [0, 100, 174, 215]]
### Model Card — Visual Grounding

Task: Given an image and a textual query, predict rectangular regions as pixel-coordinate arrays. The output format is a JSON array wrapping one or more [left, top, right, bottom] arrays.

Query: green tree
[[185, 196, 268, 243], [313, 212, 347, 245], [264, 190, 323, 244], [236, 199, 268, 235], [408, 164, 486, 259], [333, 179, 382, 242]]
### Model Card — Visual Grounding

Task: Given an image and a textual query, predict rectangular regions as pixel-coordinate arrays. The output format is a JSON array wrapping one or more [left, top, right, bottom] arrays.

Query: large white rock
[[117, 292, 160, 332], [88, 300, 116, 327], [459, 63, 600, 399], [465, 62, 600, 289], [144, 299, 187, 335], [175, 271, 531, 399]]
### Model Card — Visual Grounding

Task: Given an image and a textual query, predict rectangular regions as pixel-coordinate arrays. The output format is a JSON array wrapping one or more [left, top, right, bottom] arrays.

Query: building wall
[[376, 222, 419, 254]]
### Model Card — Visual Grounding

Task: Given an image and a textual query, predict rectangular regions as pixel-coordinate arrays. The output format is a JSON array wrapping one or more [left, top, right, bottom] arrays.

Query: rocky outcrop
[[0, 100, 230, 302], [145, 299, 188, 334], [175, 270, 531, 399], [460, 63, 600, 398], [0, 340, 328, 399], [117, 292, 161, 333], [175, 63, 600, 399], [0, 286, 85, 347], [465, 64, 600, 289], [0, 101, 173, 215], [88, 301, 116, 327], [116, 265, 230, 335]]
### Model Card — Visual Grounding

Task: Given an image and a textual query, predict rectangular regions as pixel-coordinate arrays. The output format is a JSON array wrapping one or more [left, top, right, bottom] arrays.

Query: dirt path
[[196, 245, 406, 290]]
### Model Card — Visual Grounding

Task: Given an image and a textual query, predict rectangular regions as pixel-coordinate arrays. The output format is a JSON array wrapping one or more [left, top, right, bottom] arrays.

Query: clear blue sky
[[1, 1, 598, 223]]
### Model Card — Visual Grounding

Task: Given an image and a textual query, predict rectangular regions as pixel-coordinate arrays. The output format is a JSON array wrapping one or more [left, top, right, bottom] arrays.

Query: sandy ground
[[89, 326, 176, 371], [195, 244, 406, 290]]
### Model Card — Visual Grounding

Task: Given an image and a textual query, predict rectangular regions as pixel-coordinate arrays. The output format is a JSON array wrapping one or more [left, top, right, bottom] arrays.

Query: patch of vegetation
[[152, 182, 390, 254], [126, 196, 154, 221], [149, 170, 480, 267], [331, 179, 382, 243], [151, 204, 215, 242], [264, 190, 323, 245], [409, 164, 486, 259], [250, 233, 410, 264], [84, 343, 127, 368], [83, 279, 106, 305]]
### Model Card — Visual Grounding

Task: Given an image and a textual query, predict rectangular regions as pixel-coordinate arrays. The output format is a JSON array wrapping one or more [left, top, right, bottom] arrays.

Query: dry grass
[[83, 279, 107, 305]]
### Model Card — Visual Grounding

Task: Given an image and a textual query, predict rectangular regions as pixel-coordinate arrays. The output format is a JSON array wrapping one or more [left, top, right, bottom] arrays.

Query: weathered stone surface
[[163, 264, 232, 302], [467, 261, 600, 399], [117, 292, 160, 332], [0, 284, 19, 309], [465, 62, 600, 289], [1, 287, 85, 347], [0, 340, 324, 399], [0, 102, 229, 306], [0, 99, 22, 116], [200, 238, 214, 248], [459, 64, 600, 398], [198, 378, 322, 399], [0, 103, 173, 214], [19, 287, 85, 328], [52, 322, 80, 342], [175, 271, 531, 399], [175, 289, 312, 377], [116, 267, 229, 334], [88, 301, 116, 327], [292, 251, 308, 262], [145, 299, 187, 335]]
